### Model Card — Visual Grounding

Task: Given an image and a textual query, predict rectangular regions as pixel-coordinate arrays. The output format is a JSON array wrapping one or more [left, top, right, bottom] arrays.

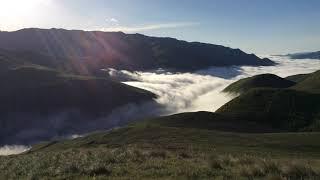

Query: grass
[[217, 88, 320, 131], [286, 73, 310, 83], [29, 124, 320, 158], [223, 73, 295, 94], [292, 70, 320, 93], [1, 146, 319, 179], [2, 120, 320, 179]]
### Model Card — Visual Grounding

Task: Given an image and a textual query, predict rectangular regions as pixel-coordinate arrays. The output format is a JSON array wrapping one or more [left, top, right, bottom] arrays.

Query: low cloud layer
[[124, 71, 235, 113], [98, 22, 198, 33], [0, 145, 30, 156], [2, 55, 319, 150], [108, 55, 320, 114]]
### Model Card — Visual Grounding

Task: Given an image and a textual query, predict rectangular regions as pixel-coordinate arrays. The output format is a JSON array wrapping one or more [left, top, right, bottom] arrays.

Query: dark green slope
[[27, 111, 320, 156], [0, 49, 155, 116], [286, 73, 310, 83], [3, 114, 320, 179], [0, 64, 156, 145], [134, 111, 274, 133], [219, 70, 320, 131], [223, 74, 296, 94], [217, 88, 320, 131], [0, 66, 155, 114], [292, 70, 320, 93]]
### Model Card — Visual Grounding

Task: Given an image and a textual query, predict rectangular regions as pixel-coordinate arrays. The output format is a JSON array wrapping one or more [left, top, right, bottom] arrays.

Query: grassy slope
[[217, 88, 320, 131], [2, 115, 320, 179], [286, 73, 310, 83], [292, 70, 320, 93], [223, 74, 295, 94], [30, 117, 320, 157], [220, 70, 320, 131]]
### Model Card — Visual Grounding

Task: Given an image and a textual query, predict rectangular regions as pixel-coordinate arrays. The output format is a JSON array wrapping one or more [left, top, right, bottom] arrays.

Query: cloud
[[112, 69, 236, 113], [0, 145, 30, 156], [108, 55, 320, 114], [109, 18, 118, 23], [98, 22, 198, 33], [2, 55, 320, 147]]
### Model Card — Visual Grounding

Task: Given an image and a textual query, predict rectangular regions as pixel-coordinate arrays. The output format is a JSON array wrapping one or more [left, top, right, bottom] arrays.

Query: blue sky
[[0, 0, 319, 54]]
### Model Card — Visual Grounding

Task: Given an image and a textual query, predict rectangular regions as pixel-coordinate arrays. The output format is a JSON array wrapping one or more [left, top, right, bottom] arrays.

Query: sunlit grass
[[1, 147, 319, 179]]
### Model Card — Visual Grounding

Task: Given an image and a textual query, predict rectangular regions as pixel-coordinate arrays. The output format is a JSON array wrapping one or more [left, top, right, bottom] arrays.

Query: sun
[[0, 0, 52, 30], [0, 0, 51, 16]]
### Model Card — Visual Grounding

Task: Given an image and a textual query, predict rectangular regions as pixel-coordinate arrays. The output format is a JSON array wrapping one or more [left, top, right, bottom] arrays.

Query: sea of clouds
[[1, 55, 320, 156], [120, 55, 320, 113]]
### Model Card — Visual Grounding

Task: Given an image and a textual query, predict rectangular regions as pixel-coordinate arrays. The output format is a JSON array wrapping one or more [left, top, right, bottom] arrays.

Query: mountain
[[287, 51, 320, 60], [0, 63, 156, 145], [0, 28, 274, 74], [218, 70, 320, 131], [223, 74, 296, 94], [0, 48, 80, 73]]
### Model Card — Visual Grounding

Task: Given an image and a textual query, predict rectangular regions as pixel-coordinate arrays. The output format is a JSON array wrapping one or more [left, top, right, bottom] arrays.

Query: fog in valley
[[2, 55, 320, 155]]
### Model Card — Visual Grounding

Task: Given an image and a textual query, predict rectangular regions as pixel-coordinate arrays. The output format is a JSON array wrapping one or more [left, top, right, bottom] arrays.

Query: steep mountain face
[[0, 28, 274, 74], [218, 70, 320, 131], [0, 62, 156, 145], [223, 74, 296, 94], [288, 51, 320, 60], [0, 66, 155, 114]]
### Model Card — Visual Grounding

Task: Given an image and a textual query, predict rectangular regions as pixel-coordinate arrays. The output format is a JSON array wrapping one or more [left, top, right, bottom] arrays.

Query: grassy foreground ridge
[[1, 112, 320, 179]]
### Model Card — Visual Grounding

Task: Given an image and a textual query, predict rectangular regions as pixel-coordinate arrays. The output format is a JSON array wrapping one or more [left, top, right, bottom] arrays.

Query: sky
[[0, 0, 319, 54]]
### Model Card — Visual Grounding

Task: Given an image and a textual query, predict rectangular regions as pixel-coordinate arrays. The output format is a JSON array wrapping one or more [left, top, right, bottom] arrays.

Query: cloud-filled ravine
[[1, 55, 320, 155]]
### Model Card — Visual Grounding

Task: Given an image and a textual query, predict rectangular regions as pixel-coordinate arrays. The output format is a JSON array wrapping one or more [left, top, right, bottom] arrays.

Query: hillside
[[132, 111, 275, 133], [1, 113, 320, 179], [218, 70, 320, 131], [0, 65, 156, 145], [223, 74, 296, 94], [292, 70, 320, 93], [2, 70, 320, 178], [0, 28, 274, 74], [285, 73, 310, 83], [0, 48, 79, 73], [217, 88, 320, 131]]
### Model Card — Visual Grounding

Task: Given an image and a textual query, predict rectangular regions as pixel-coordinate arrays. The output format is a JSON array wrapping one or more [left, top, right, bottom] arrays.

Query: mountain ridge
[[0, 28, 274, 75], [287, 51, 320, 60]]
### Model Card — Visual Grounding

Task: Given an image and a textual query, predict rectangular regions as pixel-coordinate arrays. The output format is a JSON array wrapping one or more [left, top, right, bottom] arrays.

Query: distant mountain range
[[287, 51, 320, 60], [0, 28, 274, 74]]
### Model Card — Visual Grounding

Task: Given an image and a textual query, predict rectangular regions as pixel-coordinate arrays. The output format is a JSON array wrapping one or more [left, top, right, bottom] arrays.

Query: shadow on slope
[[0, 66, 161, 145]]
